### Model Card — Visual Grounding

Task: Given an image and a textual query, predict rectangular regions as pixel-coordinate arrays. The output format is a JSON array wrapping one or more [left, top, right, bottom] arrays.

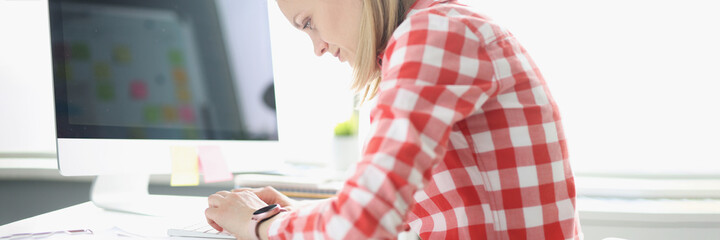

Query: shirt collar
[[378, 0, 457, 67], [406, 0, 455, 17]]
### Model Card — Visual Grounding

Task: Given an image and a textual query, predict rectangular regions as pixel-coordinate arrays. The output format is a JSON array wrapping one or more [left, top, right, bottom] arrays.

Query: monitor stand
[[91, 175, 207, 217]]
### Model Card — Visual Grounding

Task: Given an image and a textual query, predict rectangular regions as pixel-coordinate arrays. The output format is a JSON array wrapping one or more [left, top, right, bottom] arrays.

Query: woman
[[205, 0, 583, 239]]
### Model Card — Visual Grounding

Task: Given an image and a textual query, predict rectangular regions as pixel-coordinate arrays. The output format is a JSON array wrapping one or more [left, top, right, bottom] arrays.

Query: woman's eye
[[302, 18, 312, 30]]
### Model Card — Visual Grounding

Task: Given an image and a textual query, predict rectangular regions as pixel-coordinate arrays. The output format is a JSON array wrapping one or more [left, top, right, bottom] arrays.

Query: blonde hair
[[352, 0, 416, 103]]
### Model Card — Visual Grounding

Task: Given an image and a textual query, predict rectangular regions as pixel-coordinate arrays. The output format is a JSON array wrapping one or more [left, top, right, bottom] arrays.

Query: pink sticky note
[[179, 105, 195, 123], [130, 80, 147, 100], [198, 146, 233, 183]]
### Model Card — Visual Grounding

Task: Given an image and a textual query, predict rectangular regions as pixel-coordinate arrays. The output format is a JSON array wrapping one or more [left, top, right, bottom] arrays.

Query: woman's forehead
[[277, 0, 313, 9], [276, 0, 301, 12], [276, 0, 308, 19]]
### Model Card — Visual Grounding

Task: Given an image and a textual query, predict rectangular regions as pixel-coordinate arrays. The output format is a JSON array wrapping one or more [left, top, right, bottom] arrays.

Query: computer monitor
[[48, 0, 282, 215]]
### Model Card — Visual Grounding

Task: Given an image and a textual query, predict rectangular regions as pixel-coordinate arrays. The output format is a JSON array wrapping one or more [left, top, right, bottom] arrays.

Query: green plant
[[334, 112, 359, 136]]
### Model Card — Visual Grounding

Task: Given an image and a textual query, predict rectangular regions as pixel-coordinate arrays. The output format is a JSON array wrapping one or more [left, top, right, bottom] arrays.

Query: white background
[[268, 0, 720, 176], [1, 0, 719, 176], [467, 0, 720, 176], [0, 0, 56, 154]]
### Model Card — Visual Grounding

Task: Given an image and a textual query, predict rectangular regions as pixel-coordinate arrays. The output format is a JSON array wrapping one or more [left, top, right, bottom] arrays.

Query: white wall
[[266, 1, 356, 165], [469, 0, 720, 176], [0, 0, 56, 155]]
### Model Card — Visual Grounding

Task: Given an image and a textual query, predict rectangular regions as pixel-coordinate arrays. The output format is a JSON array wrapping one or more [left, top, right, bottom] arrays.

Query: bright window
[[467, 0, 720, 177], [268, 0, 720, 177]]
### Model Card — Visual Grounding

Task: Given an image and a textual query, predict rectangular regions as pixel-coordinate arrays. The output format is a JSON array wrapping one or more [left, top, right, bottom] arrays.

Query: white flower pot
[[331, 136, 360, 173]]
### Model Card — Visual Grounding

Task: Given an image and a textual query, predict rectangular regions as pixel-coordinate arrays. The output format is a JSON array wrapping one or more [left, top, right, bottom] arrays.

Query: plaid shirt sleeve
[[267, 2, 581, 239]]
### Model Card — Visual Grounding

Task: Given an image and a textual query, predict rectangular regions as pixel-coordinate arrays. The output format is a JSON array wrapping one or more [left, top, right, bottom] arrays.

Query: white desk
[[4, 171, 720, 240], [0, 196, 214, 239]]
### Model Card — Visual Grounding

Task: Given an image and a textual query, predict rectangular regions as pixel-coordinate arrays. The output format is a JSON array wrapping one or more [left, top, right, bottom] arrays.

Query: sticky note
[[198, 146, 233, 183], [97, 81, 114, 101], [168, 50, 184, 66], [130, 80, 147, 100], [143, 105, 161, 123], [170, 146, 199, 186], [173, 68, 188, 84], [179, 105, 195, 123], [162, 106, 177, 122]]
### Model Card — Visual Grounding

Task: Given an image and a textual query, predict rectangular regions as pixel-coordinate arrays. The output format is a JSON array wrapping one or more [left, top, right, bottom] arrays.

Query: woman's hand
[[232, 186, 297, 211], [205, 191, 268, 239]]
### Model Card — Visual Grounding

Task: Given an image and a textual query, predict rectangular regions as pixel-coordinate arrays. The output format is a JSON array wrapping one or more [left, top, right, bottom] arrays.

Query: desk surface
[[0, 196, 213, 239]]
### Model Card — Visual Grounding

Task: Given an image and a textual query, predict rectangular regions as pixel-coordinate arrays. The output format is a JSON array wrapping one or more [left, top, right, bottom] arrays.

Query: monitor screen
[[50, 0, 277, 141], [49, 0, 283, 176]]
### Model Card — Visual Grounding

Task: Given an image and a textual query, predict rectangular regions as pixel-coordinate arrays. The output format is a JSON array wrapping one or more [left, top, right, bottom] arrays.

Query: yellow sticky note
[[170, 146, 199, 186]]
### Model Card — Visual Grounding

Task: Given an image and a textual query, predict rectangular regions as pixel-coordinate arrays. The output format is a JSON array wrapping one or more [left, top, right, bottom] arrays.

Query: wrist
[[257, 211, 288, 240], [251, 204, 288, 240]]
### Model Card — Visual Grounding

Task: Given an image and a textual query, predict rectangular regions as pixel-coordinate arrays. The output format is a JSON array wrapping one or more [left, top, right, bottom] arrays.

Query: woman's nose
[[312, 38, 328, 57]]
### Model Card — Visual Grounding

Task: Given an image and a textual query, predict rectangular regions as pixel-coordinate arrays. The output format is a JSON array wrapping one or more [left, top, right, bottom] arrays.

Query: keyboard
[[167, 222, 235, 239]]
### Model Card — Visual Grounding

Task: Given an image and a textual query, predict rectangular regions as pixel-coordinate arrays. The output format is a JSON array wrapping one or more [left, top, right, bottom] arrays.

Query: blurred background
[[1, 0, 719, 239]]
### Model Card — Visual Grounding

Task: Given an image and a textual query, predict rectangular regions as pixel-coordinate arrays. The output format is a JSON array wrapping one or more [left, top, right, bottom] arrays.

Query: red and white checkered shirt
[[268, 0, 582, 239]]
